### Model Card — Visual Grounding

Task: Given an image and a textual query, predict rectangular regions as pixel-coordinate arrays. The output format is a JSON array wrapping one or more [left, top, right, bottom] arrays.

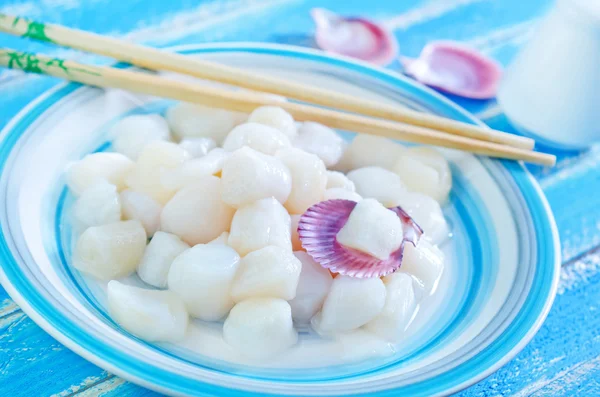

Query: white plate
[[0, 43, 560, 396]]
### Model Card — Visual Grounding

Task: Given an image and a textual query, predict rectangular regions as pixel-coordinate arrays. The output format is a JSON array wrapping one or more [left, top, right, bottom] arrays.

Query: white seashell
[[66, 152, 134, 195], [221, 147, 292, 208], [223, 298, 297, 359], [72, 181, 121, 229], [168, 244, 240, 321], [137, 231, 189, 289], [311, 275, 386, 335], [290, 214, 303, 251], [108, 280, 188, 342], [288, 252, 333, 323], [111, 114, 170, 161], [324, 188, 362, 202], [326, 170, 355, 191], [119, 189, 162, 237], [231, 246, 302, 302], [347, 166, 406, 207], [397, 192, 449, 245], [275, 148, 327, 214], [335, 135, 406, 172], [125, 141, 190, 205], [392, 147, 452, 204], [178, 137, 217, 158], [248, 106, 297, 138], [401, 239, 445, 293], [293, 122, 345, 167], [73, 220, 146, 280], [161, 148, 229, 191], [166, 102, 243, 144], [161, 176, 235, 245], [228, 197, 291, 256], [336, 198, 403, 260], [364, 272, 417, 341], [222, 122, 291, 155]]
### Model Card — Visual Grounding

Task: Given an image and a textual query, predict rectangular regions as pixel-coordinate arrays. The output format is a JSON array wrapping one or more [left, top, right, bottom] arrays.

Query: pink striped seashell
[[400, 41, 503, 99], [311, 8, 398, 66], [298, 199, 423, 278]]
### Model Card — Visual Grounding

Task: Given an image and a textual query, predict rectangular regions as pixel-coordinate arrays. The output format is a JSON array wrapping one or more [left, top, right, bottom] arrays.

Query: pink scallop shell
[[400, 41, 502, 99], [298, 199, 423, 278], [311, 8, 398, 66]]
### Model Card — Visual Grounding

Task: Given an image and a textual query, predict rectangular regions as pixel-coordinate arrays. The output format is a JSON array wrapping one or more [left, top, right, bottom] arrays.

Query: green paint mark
[[11, 16, 21, 28], [1, 51, 102, 77], [45, 58, 69, 74], [5, 51, 43, 74], [22, 21, 54, 43]]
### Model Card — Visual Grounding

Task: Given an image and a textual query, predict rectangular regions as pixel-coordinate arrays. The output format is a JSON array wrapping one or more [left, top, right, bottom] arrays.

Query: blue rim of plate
[[0, 43, 560, 396]]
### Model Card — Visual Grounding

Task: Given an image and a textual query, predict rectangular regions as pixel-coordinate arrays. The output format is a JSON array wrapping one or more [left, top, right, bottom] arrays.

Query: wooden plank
[[95, 380, 161, 397], [0, 308, 110, 396], [530, 357, 600, 397]]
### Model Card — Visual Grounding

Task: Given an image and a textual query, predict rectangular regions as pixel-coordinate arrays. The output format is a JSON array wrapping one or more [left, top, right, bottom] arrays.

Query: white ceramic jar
[[498, 0, 600, 149]]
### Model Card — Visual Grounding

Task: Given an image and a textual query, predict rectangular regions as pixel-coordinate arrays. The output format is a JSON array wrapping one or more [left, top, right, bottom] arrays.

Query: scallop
[[335, 135, 406, 172], [166, 102, 243, 144], [179, 137, 217, 158], [228, 197, 292, 256], [290, 214, 302, 251], [125, 141, 190, 204], [324, 188, 362, 202], [293, 122, 345, 167], [326, 170, 356, 191], [66, 152, 134, 195], [137, 231, 190, 289], [311, 275, 386, 335], [72, 181, 121, 229], [107, 280, 188, 342], [208, 231, 230, 245], [275, 148, 327, 214], [401, 239, 445, 293], [120, 189, 162, 237], [223, 298, 297, 359], [392, 147, 452, 204], [364, 272, 417, 341], [111, 114, 170, 161], [135, 140, 190, 169], [336, 198, 404, 260], [221, 147, 292, 208], [347, 166, 406, 207], [288, 251, 333, 323], [73, 220, 146, 280], [161, 176, 235, 245], [248, 106, 297, 139], [397, 192, 449, 245], [222, 122, 291, 155], [168, 244, 241, 321], [161, 148, 229, 191], [231, 246, 302, 302]]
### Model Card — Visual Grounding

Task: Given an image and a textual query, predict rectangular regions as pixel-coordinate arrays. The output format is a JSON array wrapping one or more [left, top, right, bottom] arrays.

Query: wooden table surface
[[1, 0, 599, 395]]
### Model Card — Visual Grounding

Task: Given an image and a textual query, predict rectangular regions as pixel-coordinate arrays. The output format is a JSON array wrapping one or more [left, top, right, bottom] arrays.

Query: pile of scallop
[[67, 102, 451, 360]]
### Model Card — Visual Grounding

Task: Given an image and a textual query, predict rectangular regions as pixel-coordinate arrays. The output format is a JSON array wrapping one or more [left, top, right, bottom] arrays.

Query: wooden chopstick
[[0, 49, 556, 166], [0, 13, 535, 151]]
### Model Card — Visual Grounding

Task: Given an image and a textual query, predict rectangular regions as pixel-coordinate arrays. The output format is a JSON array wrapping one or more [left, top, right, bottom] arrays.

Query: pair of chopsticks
[[0, 13, 555, 166]]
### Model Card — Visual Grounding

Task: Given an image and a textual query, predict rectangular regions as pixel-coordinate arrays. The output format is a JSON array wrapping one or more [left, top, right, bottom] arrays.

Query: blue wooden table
[[1, 0, 599, 395]]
